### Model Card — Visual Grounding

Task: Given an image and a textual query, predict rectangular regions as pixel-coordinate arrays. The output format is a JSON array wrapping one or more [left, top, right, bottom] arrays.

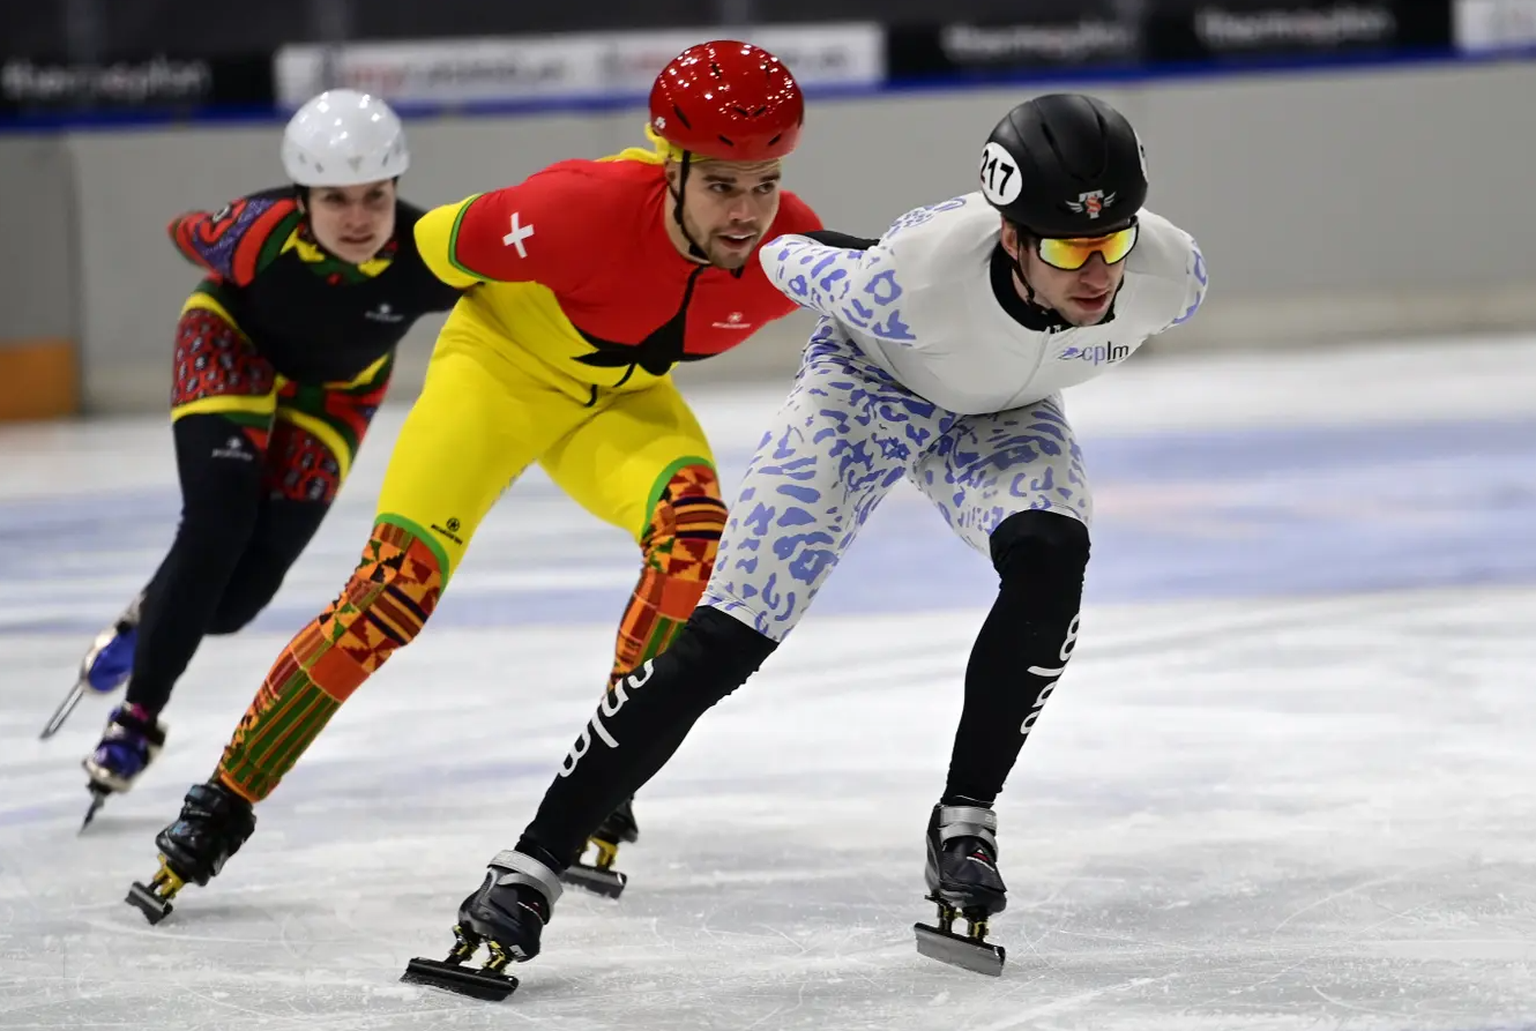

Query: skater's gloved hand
[[802, 229, 880, 251]]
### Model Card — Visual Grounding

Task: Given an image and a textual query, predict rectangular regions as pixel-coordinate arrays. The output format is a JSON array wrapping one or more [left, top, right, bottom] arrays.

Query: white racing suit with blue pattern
[[703, 192, 1209, 641]]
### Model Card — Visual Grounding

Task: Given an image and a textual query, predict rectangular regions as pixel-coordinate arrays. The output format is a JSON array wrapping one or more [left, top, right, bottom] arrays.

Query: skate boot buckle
[[401, 925, 520, 1001]]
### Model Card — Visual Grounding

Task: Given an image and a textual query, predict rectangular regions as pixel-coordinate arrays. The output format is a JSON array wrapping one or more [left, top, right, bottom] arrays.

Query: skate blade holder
[[559, 838, 628, 899], [401, 926, 519, 1001], [125, 861, 185, 926], [914, 896, 1006, 976]]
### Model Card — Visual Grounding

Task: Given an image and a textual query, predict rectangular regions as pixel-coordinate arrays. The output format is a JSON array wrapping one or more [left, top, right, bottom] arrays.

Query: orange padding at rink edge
[[0, 339, 79, 421]]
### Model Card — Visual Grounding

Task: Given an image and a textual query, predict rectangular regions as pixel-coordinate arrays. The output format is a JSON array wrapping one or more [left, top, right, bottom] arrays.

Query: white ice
[[2, 334, 1536, 1030]]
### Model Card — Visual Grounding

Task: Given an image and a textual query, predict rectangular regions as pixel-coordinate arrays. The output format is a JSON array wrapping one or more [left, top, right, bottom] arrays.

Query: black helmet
[[978, 93, 1148, 237]]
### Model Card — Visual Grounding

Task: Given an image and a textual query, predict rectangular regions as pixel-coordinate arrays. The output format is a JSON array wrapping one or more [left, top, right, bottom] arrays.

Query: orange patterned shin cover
[[607, 465, 726, 688], [217, 521, 444, 801]]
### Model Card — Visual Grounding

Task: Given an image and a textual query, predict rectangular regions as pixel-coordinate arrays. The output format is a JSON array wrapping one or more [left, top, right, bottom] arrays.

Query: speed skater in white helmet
[[56, 88, 463, 833]]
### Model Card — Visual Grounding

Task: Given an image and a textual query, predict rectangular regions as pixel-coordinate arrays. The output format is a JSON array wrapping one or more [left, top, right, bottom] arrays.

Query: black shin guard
[[520, 607, 777, 867], [943, 510, 1090, 805]]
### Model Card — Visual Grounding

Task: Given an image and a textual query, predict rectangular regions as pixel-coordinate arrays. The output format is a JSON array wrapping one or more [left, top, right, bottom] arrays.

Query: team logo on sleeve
[[199, 199, 248, 243], [501, 212, 535, 257]]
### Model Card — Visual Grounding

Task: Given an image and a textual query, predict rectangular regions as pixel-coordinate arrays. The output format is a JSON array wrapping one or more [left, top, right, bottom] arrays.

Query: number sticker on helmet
[[979, 142, 1022, 206]]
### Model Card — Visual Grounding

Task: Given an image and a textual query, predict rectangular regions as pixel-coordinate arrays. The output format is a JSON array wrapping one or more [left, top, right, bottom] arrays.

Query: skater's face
[[665, 158, 783, 270], [1002, 218, 1135, 326], [303, 179, 398, 265]]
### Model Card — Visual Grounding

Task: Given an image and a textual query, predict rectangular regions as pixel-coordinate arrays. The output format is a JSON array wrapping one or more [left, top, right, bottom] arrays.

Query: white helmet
[[281, 89, 410, 187]]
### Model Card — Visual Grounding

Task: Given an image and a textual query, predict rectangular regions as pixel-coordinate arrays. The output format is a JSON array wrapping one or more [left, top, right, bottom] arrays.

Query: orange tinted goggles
[[1035, 221, 1139, 271]]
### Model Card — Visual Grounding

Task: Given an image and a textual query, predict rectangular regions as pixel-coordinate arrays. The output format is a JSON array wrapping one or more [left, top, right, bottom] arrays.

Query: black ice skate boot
[[913, 800, 1009, 975], [402, 848, 564, 1001], [125, 779, 256, 925], [562, 796, 639, 899]]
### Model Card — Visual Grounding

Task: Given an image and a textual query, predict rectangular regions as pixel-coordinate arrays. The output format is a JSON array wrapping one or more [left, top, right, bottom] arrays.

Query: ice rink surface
[[2, 334, 1535, 1030]]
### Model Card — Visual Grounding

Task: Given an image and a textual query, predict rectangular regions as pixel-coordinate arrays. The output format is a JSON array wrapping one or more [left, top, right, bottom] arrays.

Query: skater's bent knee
[[623, 607, 776, 712], [174, 500, 262, 564], [332, 568, 439, 650], [207, 579, 282, 635], [988, 510, 1090, 585], [688, 607, 776, 667], [205, 606, 259, 636], [644, 465, 726, 576], [314, 523, 447, 653]]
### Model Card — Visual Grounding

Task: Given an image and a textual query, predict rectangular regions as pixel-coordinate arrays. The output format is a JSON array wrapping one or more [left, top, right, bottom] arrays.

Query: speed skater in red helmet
[[125, 41, 824, 928], [646, 39, 806, 265]]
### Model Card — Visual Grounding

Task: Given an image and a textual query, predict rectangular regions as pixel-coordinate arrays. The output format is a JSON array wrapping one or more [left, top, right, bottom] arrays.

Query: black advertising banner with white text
[[885, 5, 1144, 79], [0, 54, 273, 115], [1145, 1, 1454, 65], [886, 1, 1455, 80]]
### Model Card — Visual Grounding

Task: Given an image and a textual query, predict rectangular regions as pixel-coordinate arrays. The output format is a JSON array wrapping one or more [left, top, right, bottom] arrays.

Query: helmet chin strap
[[1011, 238, 1046, 311], [669, 153, 711, 264], [1010, 227, 1080, 329]]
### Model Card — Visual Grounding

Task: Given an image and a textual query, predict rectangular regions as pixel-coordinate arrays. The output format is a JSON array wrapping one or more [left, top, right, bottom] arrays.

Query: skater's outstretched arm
[[758, 233, 920, 345], [168, 190, 303, 286]]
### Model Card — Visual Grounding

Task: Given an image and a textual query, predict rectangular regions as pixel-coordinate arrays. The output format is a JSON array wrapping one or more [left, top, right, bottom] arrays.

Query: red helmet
[[648, 40, 804, 162]]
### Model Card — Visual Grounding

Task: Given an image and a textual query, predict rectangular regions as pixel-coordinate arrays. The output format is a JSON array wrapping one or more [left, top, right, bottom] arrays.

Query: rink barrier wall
[[1, 52, 1534, 415], [0, 133, 81, 420]]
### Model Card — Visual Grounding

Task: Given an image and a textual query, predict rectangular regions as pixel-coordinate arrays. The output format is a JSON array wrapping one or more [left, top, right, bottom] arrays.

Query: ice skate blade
[[560, 862, 628, 899], [39, 682, 88, 740], [401, 957, 519, 1001], [126, 881, 175, 925], [79, 787, 110, 834], [914, 922, 1006, 976]]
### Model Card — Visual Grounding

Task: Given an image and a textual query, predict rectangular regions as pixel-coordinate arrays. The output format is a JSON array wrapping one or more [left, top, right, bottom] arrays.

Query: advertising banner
[[0, 54, 273, 115], [885, 9, 1143, 79], [1453, 0, 1536, 51], [273, 24, 885, 109], [1145, 1, 1454, 64]]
